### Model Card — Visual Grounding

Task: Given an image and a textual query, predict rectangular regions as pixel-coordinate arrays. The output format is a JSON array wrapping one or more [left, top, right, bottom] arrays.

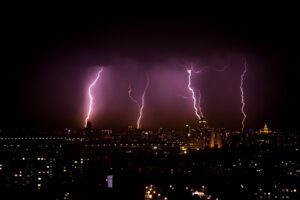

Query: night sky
[[1, 4, 298, 130]]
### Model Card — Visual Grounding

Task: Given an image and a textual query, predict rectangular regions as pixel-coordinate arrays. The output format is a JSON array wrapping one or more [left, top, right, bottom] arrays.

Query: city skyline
[[0, 4, 299, 200]]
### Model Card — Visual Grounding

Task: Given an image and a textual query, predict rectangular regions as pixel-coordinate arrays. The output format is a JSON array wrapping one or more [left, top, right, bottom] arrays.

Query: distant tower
[[259, 123, 271, 134], [216, 128, 223, 148], [210, 129, 215, 148], [209, 128, 222, 149]]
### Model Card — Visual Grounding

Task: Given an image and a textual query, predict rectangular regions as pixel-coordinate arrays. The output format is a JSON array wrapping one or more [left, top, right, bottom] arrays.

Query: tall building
[[197, 117, 210, 148], [209, 128, 223, 149], [199, 117, 208, 129]]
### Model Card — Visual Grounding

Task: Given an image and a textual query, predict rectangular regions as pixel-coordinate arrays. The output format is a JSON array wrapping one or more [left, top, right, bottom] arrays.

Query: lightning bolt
[[84, 67, 104, 128], [177, 92, 203, 117], [177, 91, 203, 118], [128, 77, 150, 129], [128, 82, 141, 108], [197, 89, 204, 118], [240, 60, 247, 132], [138, 77, 150, 129], [186, 67, 201, 120]]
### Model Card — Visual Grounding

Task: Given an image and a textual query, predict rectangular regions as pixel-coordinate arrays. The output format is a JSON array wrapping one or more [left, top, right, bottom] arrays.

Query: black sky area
[[0, 4, 299, 131]]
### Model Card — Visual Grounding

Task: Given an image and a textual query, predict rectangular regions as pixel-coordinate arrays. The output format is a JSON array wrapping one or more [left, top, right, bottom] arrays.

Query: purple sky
[[1, 7, 298, 130], [15, 52, 287, 130]]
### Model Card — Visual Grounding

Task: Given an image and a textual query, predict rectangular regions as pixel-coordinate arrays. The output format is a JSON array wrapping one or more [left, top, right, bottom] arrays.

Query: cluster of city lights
[[145, 185, 168, 200]]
